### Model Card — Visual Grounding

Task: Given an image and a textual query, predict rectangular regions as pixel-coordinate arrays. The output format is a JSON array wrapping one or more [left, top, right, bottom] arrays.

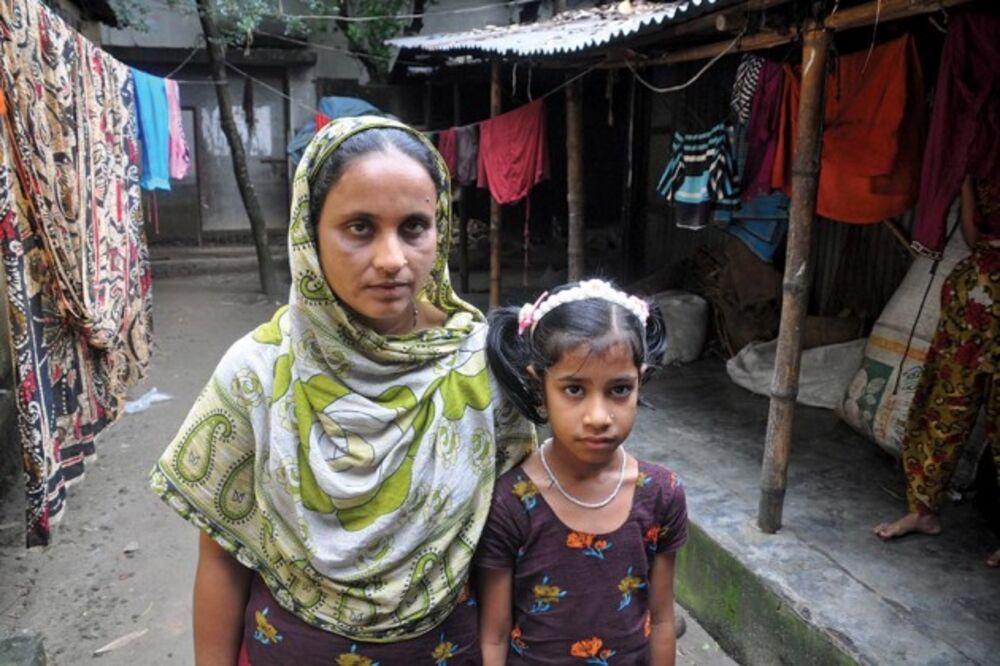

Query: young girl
[[478, 279, 688, 665]]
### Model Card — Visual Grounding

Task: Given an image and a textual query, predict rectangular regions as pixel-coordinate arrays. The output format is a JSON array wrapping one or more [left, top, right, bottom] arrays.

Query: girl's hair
[[487, 282, 667, 424], [309, 127, 446, 227]]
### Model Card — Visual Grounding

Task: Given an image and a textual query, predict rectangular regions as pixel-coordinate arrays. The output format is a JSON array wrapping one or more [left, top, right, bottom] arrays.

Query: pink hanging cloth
[[164, 79, 190, 180]]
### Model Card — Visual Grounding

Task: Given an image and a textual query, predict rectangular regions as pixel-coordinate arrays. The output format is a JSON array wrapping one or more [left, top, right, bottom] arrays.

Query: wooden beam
[[621, 0, 791, 47], [565, 77, 585, 282], [757, 23, 832, 534], [618, 0, 973, 67], [488, 61, 502, 308], [824, 0, 970, 31]]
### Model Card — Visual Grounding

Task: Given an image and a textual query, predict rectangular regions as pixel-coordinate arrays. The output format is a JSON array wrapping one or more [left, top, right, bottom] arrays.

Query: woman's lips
[[368, 282, 410, 298]]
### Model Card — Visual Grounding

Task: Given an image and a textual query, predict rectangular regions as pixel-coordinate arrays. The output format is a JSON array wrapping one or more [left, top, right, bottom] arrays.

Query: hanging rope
[[625, 29, 745, 94]]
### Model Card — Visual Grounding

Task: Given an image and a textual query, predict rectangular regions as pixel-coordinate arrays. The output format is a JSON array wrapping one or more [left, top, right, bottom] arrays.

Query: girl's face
[[315, 148, 439, 335], [541, 340, 640, 467]]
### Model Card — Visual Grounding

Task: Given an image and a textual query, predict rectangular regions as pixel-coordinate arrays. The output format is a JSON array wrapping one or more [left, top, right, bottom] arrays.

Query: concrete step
[[149, 246, 288, 279], [630, 360, 997, 666], [0, 637, 46, 666]]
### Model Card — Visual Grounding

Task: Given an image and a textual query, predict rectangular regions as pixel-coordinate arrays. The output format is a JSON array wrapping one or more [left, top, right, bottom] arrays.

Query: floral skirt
[[239, 575, 481, 665], [902, 241, 999, 513]]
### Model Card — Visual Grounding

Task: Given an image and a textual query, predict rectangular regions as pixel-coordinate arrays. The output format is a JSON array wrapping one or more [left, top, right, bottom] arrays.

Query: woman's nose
[[372, 235, 407, 274]]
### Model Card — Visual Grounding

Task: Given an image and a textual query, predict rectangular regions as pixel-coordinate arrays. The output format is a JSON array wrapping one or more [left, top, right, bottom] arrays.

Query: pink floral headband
[[517, 279, 650, 336]]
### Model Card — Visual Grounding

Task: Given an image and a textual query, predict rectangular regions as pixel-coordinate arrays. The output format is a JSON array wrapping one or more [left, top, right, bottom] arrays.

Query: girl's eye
[[610, 385, 634, 398], [563, 385, 583, 397]]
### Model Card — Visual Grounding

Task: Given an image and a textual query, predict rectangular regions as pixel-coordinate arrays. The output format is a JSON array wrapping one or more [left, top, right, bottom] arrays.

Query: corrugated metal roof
[[387, 0, 730, 58]]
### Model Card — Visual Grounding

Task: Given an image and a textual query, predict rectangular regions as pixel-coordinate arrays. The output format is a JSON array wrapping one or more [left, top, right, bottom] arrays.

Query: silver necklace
[[539, 439, 627, 510]]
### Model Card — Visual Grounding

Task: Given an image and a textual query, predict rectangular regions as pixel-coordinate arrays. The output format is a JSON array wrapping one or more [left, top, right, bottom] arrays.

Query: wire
[[625, 30, 745, 94], [223, 60, 321, 116], [252, 29, 424, 67], [165, 43, 202, 79], [423, 64, 596, 135], [860, 0, 881, 74], [277, 0, 537, 22]]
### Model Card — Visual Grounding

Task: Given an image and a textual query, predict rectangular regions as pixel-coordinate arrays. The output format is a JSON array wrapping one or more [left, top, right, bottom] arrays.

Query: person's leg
[[985, 372, 1000, 567], [875, 258, 985, 538]]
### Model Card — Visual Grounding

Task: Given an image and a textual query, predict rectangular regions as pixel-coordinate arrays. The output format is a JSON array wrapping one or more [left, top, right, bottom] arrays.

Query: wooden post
[[565, 77, 585, 282], [620, 74, 637, 279], [488, 61, 502, 307], [757, 23, 831, 534], [454, 82, 471, 294]]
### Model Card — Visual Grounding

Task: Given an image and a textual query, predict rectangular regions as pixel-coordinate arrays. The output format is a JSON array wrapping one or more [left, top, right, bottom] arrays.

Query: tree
[[195, 0, 281, 298], [109, 0, 427, 295]]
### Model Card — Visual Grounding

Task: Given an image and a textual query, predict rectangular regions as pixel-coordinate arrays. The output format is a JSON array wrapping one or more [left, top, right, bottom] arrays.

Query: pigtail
[[640, 298, 668, 384], [486, 306, 547, 424]]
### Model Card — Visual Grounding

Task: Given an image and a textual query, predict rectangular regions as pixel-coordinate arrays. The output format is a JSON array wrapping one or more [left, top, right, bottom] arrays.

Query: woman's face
[[315, 148, 439, 335]]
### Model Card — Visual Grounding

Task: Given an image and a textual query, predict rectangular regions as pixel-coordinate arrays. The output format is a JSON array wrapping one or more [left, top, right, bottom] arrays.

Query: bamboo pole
[[565, 77, 585, 282], [488, 61, 502, 307], [757, 23, 832, 534]]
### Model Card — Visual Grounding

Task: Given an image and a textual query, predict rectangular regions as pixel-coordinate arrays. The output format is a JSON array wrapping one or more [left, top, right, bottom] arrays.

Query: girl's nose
[[583, 400, 613, 428]]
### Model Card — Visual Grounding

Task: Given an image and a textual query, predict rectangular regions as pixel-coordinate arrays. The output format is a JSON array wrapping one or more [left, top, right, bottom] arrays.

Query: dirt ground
[[0, 271, 735, 665]]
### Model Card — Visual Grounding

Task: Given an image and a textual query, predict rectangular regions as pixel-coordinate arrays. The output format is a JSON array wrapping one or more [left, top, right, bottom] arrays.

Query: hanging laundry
[[730, 54, 764, 125], [742, 61, 784, 201], [454, 124, 479, 187], [477, 98, 548, 204], [436, 127, 458, 180], [1, 0, 153, 547], [771, 34, 925, 225], [657, 122, 740, 230], [165, 79, 190, 180], [912, 12, 1000, 258], [715, 123, 788, 263], [131, 67, 171, 191]]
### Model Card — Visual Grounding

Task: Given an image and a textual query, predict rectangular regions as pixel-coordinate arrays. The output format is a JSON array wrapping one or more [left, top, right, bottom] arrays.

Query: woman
[[874, 176, 999, 568], [150, 116, 535, 664]]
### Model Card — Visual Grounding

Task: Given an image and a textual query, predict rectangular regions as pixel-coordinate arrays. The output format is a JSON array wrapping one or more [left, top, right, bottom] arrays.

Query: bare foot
[[873, 512, 942, 540], [987, 549, 1000, 568]]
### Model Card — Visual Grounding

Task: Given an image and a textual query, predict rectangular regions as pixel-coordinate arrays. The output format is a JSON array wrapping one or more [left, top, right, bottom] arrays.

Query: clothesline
[[424, 64, 596, 136]]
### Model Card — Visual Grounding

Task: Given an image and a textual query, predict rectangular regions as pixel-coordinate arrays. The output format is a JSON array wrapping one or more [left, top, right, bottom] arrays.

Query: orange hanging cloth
[[771, 34, 926, 224]]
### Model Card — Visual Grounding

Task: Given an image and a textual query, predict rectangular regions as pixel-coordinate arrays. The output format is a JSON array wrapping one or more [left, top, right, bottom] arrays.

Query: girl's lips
[[579, 437, 616, 447]]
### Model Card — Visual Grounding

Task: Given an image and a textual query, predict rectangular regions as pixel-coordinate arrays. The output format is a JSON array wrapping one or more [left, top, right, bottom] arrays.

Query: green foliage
[[108, 0, 419, 81]]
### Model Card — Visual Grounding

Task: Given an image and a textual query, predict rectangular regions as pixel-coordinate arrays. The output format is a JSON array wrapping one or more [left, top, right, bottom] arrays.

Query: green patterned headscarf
[[150, 116, 534, 641]]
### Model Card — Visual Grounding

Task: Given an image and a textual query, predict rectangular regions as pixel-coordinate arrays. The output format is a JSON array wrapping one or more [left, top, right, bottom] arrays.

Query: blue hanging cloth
[[286, 96, 388, 165], [130, 68, 171, 191]]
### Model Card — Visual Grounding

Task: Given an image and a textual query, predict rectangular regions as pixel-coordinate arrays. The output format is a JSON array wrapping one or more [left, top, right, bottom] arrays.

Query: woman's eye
[[401, 219, 430, 237], [563, 385, 583, 397], [346, 221, 371, 236]]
